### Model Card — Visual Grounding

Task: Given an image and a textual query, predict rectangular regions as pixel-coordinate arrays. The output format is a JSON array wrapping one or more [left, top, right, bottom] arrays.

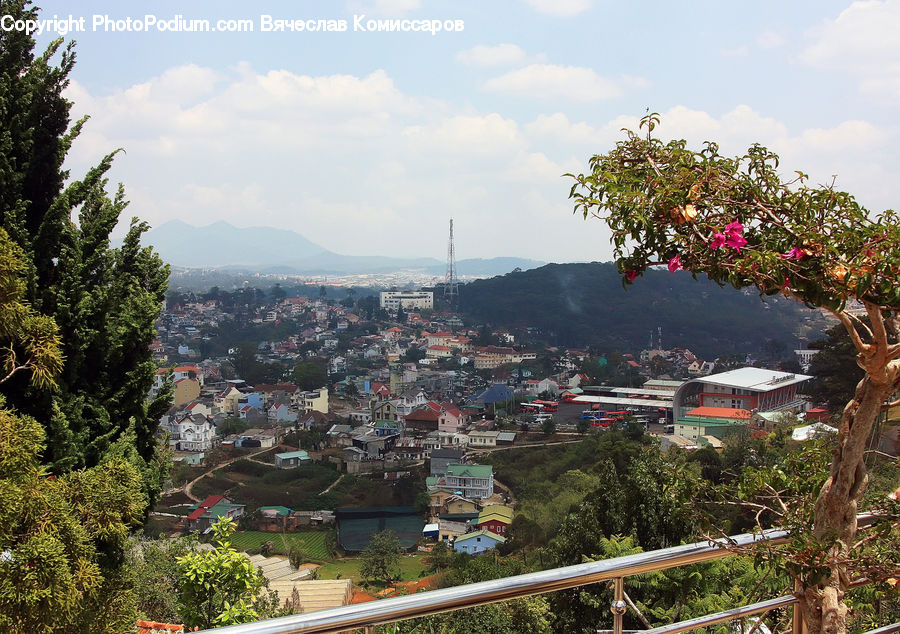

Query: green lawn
[[316, 553, 430, 583], [230, 531, 329, 559]]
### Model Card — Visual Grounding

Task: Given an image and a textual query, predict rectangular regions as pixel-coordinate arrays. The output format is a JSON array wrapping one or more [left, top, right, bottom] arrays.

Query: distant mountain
[[145, 220, 542, 276], [459, 262, 830, 359], [145, 220, 329, 268]]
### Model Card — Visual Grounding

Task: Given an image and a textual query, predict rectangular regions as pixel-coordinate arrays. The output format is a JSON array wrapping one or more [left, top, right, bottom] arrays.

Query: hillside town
[[147, 284, 857, 614]]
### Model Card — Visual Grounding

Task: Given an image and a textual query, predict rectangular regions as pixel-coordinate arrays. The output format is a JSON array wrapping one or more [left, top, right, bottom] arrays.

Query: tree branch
[[829, 309, 869, 356], [865, 302, 889, 359]]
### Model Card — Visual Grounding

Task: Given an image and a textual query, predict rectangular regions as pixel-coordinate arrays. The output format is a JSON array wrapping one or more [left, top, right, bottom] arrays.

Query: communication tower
[[444, 218, 459, 306]]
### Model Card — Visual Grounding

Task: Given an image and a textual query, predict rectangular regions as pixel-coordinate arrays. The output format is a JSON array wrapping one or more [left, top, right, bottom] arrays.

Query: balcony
[[194, 517, 898, 634]]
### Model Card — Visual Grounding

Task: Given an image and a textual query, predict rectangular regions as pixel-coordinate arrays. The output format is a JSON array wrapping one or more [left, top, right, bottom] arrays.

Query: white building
[[379, 291, 434, 311], [672, 367, 812, 422], [161, 413, 215, 452]]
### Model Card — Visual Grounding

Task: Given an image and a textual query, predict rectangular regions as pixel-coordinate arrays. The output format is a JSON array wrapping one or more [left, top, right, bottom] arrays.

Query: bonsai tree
[[568, 113, 900, 634]]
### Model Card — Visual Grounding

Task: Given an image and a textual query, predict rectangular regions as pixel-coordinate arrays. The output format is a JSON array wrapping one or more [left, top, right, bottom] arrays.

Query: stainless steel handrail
[[641, 594, 798, 634], [202, 528, 789, 633]]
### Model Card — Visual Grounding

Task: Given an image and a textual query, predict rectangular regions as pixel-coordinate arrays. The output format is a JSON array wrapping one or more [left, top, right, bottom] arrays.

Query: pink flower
[[724, 221, 743, 235], [725, 233, 748, 251], [625, 270, 638, 282], [780, 247, 806, 260], [668, 254, 683, 272], [723, 221, 747, 251], [710, 233, 726, 249]]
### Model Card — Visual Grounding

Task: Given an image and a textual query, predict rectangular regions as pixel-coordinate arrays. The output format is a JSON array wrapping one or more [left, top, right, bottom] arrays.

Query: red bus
[[521, 402, 545, 413], [532, 400, 559, 412], [606, 410, 629, 421]]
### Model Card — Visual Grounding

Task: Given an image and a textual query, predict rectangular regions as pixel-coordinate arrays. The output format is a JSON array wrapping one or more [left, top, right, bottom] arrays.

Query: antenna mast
[[444, 218, 459, 307]]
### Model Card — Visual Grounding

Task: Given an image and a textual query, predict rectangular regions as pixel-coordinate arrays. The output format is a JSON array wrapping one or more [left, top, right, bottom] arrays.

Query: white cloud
[[525, 113, 603, 145], [756, 30, 785, 49], [523, 0, 592, 17], [347, 0, 421, 17], [721, 46, 750, 58], [801, 0, 900, 102], [60, 62, 899, 263], [456, 43, 529, 67], [403, 113, 525, 156], [483, 64, 641, 101]]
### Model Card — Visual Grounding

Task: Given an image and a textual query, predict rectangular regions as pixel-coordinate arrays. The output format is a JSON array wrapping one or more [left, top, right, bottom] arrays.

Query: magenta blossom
[[724, 221, 744, 235], [723, 221, 747, 251], [780, 247, 807, 260], [625, 269, 638, 282], [668, 254, 683, 272], [725, 233, 748, 251], [710, 233, 727, 249]]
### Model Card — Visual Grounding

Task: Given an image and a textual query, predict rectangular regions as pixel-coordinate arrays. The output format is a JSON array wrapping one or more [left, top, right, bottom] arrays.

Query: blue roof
[[470, 384, 514, 405]]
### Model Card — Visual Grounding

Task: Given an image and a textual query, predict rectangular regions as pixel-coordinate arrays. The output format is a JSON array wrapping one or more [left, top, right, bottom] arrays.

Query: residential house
[[429, 448, 466, 476], [467, 430, 500, 448], [268, 402, 296, 424], [452, 529, 505, 554], [296, 387, 329, 414], [433, 492, 479, 516], [438, 404, 468, 434], [372, 400, 402, 423], [373, 419, 403, 437], [186, 495, 245, 532], [348, 410, 373, 425], [172, 377, 202, 407], [274, 451, 311, 469], [298, 410, 334, 431], [436, 519, 468, 542], [405, 407, 441, 433], [161, 413, 215, 452], [214, 384, 244, 416], [477, 505, 514, 537], [440, 463, 494, 500], [351, 430, 399, 459]]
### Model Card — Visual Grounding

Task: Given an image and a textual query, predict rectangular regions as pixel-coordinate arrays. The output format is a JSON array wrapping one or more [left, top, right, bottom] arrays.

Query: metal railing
[[197, 513, 895, 634], [202, 528, 794, 634]]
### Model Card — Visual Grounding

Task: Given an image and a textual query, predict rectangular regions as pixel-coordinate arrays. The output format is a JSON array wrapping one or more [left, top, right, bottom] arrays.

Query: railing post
[[365, 625, 376, 634], [792, 579, 806, 634], [610, 576, 627, 634]]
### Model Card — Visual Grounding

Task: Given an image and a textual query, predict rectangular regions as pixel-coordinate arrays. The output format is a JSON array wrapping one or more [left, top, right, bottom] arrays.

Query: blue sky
[[29, 0, 900, 263]]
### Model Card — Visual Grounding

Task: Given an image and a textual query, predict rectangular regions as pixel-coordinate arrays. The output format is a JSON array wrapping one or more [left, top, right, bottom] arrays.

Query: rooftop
[[700, 367, 812, 391]]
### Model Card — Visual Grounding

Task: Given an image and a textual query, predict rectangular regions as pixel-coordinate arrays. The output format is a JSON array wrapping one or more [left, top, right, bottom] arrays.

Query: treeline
[[458, 262, 827, 359]]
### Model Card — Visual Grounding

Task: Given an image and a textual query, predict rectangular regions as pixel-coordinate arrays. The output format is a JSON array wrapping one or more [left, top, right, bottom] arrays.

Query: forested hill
[[458, 262, 828, 359]]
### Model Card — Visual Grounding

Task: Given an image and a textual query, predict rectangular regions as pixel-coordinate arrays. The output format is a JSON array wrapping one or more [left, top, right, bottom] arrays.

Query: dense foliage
[[568, 114, 900, 633], [360, 530, 403, 586], [459, 261, 825, 358], [0, 0, 171, 503], [0, 400, 148, 632], [176, 517, 278, 629]]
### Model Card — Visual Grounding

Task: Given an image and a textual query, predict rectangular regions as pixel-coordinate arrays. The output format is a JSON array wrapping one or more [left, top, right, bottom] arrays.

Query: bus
[[521, 402, 545, 413], [532, 400, 559, 412]]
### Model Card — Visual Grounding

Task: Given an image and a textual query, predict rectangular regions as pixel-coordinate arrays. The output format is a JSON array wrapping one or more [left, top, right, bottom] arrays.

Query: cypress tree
[[0, 0, 171, 504]]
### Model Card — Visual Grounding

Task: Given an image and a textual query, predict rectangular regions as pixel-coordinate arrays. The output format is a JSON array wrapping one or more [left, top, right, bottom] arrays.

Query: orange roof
[[686, 406, 751, 420]]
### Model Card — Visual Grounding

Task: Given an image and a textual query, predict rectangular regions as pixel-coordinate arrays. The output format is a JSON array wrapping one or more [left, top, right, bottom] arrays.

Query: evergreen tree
[[0, 0, 170, 503]]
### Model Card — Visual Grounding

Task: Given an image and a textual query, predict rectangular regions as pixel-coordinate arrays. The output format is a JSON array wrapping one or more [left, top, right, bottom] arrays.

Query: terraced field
[[229, 530, 330, 559]]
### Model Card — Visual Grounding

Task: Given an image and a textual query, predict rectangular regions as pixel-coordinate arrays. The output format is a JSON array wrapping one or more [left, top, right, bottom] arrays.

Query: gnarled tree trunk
[[800, 304, 900, 634]]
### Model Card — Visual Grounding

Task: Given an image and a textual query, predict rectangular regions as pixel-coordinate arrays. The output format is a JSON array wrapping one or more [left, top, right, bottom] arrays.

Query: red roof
[[406, 409, 440, 422], [187, 495, 224, 520], [686, 406, 752, 420]]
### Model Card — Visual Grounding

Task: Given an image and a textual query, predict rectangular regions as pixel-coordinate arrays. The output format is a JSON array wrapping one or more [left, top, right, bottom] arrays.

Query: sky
[[26, 0, 900, 264]]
